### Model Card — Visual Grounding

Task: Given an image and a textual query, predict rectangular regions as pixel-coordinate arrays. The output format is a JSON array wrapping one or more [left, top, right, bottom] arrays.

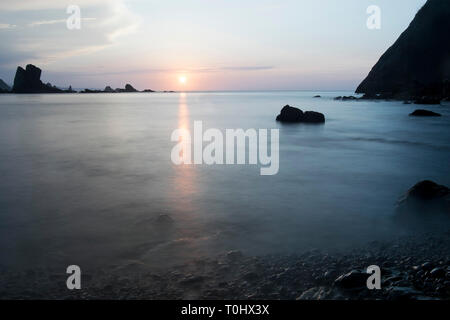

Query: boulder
[[302, 111, 326, 123], [276, 105, 325, 123], [104, 86, 114, 92], [409, 109, 442, 117], [334, 270, 367, 289], [396, 180, 450, 217]]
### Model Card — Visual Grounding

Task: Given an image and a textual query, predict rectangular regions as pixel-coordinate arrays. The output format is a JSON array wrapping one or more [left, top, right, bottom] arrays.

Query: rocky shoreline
[[1, 231, 449, 300]]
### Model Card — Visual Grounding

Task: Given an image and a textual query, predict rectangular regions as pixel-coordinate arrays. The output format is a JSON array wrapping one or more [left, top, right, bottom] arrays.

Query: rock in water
[[124, 84, 138, 92], [397, 180, 450, 217], [276, 105, 303, 122], [104, 86, 114, 92], [276, 105, 325, 123], [12, 64, 63, 93], [303, 111, 326, 123], [356, 0, 450, 100], [409, 109, 442, 117]]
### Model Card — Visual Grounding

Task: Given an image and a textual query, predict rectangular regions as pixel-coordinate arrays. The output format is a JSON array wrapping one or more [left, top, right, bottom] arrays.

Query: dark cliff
[[356, 0, 450, 100]]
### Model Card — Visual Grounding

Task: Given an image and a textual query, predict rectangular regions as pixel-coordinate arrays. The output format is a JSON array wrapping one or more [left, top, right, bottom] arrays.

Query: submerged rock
[[276, 105, 325, 123], [409, 109, 442, 117], [396, 180, 450, 217]]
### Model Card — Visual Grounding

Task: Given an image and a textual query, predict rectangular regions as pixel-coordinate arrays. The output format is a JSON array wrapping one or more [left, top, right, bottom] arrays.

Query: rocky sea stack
[[356, 0, 450, 101]]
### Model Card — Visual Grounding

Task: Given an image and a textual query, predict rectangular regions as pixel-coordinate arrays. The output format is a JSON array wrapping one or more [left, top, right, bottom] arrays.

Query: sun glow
[[178, 75, 187, 84]]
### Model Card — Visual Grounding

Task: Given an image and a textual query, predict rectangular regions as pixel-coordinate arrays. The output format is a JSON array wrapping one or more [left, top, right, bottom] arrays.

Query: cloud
[[28, 18, 96, 27], [50, 65, 276, 77], [0, 23, 16, 29], [0, 0, 140, 69], [221, 66, 274, 71], [0, 0, 117, 12]]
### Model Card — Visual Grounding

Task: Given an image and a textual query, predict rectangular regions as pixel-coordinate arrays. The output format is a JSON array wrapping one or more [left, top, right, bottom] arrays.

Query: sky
[[0, 0, 427, 91]]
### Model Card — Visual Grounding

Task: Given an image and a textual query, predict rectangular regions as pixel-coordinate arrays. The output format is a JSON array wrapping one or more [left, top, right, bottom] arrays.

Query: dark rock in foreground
[[334, 270, 368, 289], [12, 64, 64, 93], [355, 0, 450, 101], [276, 105, 325, 123], [397, 180, 450, 217], [409, 109, 442, 117]]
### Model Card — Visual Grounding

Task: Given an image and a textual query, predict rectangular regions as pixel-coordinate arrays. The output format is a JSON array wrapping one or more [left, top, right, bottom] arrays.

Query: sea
[[0, 91, 449, 270]]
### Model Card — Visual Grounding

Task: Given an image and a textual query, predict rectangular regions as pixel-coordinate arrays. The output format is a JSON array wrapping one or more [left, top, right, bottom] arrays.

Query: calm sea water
[[0, 91, 449, 270]]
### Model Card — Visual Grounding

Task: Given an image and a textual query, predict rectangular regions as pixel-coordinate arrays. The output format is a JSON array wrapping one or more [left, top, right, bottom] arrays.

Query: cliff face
[[12, 64, 63, 93], [356, 0, 450, 99]]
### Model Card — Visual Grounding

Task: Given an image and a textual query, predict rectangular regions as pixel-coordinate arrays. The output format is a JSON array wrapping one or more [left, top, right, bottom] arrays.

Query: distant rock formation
[[409, 109, 442, 117], [124, 84, 137, 92], [356, 0, 450, 101], [276, 105, 325, 123], [0, 79, 11, 93], [12, 64, 64, 93], [334, 96, 358, 101], [115, 84, 138, 92], [104, 86, 114, 92]]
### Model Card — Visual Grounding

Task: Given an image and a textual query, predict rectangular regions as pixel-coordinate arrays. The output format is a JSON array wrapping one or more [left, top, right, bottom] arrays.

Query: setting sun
[[178, 76, 187, 84]]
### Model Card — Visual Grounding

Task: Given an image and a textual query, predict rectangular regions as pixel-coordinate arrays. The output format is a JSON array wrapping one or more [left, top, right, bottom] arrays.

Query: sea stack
[[12, 64, 63, 93], [356, 0, 450, 101]]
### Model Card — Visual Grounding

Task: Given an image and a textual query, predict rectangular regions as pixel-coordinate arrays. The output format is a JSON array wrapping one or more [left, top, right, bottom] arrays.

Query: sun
[[178, 76, 187, 84]]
